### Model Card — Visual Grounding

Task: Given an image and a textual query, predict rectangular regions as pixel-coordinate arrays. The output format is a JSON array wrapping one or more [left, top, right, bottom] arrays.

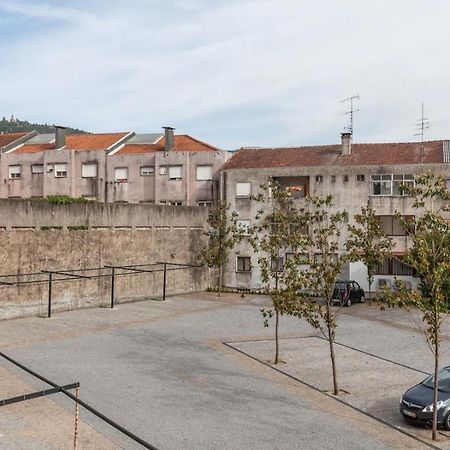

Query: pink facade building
[[0, 127, 231, 205]]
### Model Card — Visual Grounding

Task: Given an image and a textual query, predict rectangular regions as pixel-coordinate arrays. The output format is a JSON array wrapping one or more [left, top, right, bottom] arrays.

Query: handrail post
[[162, 263, 167, 301], [110, 267, 115, 309], [47, 272, 52, 318]]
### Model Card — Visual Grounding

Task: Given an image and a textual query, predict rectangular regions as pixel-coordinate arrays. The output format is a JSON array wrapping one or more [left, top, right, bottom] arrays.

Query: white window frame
[[31, 164, 44, 174], [168, 165, 182, 180], [8, 165, 21, 179], [315, 175, 323, 183], [114, 167, 128, 182], [54, 163, 67, 178], [236, 256, 251, 272], [236, 182, 251, 198], [237, 219, 251, 235], [140, 166, 154, 176], [196, 165, 213, 181], [81, 163, 97, 178], [370, 174, 415, 196]]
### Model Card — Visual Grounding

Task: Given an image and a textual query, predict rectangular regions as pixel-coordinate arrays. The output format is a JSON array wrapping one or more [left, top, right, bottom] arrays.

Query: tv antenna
[[414, 103, 429, 142], [342, 94, 360, 135]]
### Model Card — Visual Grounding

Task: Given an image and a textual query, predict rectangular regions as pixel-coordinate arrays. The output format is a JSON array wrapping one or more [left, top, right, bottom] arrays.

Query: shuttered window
[[82, 163, 97, 178]]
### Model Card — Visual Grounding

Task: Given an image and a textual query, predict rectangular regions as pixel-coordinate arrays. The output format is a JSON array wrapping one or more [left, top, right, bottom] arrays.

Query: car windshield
[[422, 367, 450, 393], [334, 282, 346, 291]]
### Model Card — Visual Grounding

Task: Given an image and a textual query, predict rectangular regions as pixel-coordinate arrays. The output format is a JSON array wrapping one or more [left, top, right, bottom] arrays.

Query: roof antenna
[[414, 102, 429, 143], [341, 94, 360, 135]]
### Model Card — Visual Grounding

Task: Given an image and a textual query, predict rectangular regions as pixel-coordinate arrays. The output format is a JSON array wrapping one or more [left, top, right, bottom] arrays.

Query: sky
[[0, 0, 450, 149]]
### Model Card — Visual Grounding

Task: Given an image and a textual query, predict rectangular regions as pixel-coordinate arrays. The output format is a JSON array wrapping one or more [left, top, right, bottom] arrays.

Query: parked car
[[331, 280, 365, 307], [400, 366, 450, 429]]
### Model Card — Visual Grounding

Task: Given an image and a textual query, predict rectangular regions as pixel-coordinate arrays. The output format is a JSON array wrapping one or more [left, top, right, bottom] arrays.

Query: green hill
[[0, 115, 87, 134]]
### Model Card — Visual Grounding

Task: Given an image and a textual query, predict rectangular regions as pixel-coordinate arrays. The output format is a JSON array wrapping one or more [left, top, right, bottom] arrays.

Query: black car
[[400, 367, 450, 429], [331, 280, 365, 307]]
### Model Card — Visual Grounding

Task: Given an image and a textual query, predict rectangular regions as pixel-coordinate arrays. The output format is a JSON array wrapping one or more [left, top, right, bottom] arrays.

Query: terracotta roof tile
[[66, 132, 129, 150], [0, 132, 28, 147], [223, 141, 445, 170], [13, 143, 55, 154], [114, 135, 218, 155]]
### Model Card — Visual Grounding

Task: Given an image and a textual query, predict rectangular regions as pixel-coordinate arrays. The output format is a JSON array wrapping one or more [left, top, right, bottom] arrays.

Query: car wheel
[[443, 412, 450, 430], [345, 298, 351, 307], [360, 296, 365, 304]]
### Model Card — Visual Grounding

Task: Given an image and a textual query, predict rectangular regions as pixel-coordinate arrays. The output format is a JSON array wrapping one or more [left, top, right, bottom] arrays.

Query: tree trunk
[[432, 322, 439, 441], [274, 308, 279, 364], [368, 280, 372, 307], [326, 304, 339, 395], [274, 274, 279, 364], [218, 264, 222, 297]]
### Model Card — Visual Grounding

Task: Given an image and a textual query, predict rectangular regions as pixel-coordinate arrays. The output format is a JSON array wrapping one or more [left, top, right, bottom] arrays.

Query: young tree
[[346, 204, 393, 305], [286, 195, 348, 395], [251, 179, 310, 364], [384, 172, 450, 441], [200, 201, 242, 297]]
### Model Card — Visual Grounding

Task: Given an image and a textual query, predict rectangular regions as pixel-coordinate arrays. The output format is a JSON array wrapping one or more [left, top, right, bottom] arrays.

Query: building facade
[[221, 134, 450, 293], [0, 127, 231, 206]]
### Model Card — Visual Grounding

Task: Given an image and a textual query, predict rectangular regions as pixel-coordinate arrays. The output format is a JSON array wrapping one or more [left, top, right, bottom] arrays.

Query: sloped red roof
[[0, 132, 28, 147], [66, 132, 129, 150], [13, 143, 54, 154], [114, 135, 218, 155], [223, 141, 445, 170]]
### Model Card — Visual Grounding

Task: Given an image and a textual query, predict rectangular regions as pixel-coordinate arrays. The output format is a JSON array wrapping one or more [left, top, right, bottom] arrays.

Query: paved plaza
[[0, 293, 448, 449]]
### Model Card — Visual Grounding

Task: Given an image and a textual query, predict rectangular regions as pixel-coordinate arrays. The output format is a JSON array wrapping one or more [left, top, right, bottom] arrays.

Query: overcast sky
[[0, 0, 449, 149]]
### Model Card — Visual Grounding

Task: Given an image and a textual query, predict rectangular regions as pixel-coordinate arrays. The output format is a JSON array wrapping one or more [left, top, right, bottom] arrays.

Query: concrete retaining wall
[[0, 200, 208, 319]]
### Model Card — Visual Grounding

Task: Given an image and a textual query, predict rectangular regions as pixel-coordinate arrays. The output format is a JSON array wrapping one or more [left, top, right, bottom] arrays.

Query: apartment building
[[221, 133, 450, 292], [0, 127, 231, 205]]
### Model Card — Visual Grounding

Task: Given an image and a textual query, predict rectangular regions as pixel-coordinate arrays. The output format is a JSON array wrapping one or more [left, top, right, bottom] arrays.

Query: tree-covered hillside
[[0, 115, 87, 134]]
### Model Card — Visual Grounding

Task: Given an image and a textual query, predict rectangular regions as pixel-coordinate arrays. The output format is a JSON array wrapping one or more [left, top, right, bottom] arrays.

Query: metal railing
[[0, 261, 202, 318]]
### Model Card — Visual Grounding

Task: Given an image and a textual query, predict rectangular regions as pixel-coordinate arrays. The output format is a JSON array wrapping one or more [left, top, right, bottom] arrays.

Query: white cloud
[[0, 0, 450, 148]]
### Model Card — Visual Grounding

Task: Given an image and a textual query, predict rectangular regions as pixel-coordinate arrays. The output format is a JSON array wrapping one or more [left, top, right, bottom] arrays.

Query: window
[[8, 165, 21, 179], [315, 175, 323, 183], [331, 175, 336, 183], [81, 163, 97, 178], [168, 165, 182, 179], [47, 164, 54, 173], [286, 252, 309, 264], [377, 215, 412, 236], [159, 166, 167, 176], [236, 182, 251, 198], [54, 163, 67, 178], [343, 175, 349, 183], [376, 257, 414, 276], [236, 256, 251, 272], [371, 174, 415, 196], [197, 201, 213, 207], [356, 174, 365, 182], [196, 165, 213, 181], [237, 219, 251, 235], [140, 166, 154, 176], [271, 257, 284, 272], [31, 164, 44, 174], [169, 201, 183, 206], [114, 167, 128, 182]]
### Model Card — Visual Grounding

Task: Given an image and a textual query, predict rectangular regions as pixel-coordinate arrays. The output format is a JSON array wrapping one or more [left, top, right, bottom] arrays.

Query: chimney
[[341, 132, 352, 155], [163, 126, 175, 152], [55, 125, 67, 148]]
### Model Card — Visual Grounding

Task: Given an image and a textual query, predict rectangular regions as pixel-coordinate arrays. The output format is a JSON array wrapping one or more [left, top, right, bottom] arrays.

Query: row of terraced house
[[0, 126, 230, 206], [2, 127, 450, 293]]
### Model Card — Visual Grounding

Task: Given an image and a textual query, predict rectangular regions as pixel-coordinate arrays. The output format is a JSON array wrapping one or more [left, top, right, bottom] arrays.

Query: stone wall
[[0, 200, 208, 319]]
